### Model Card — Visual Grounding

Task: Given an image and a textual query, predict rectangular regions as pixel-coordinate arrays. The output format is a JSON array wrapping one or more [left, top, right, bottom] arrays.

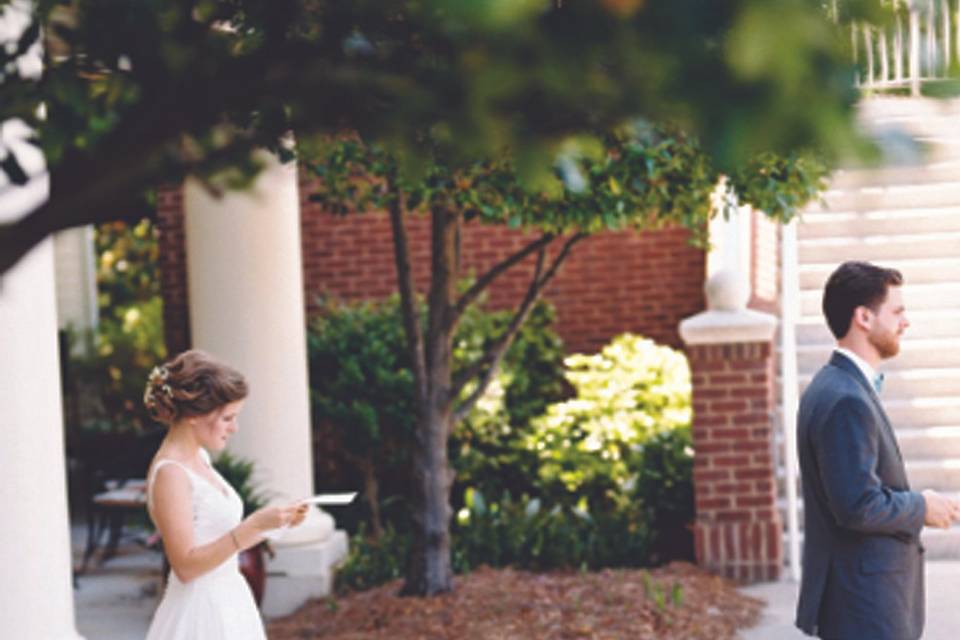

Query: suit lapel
[[829, 352, 907, 470]]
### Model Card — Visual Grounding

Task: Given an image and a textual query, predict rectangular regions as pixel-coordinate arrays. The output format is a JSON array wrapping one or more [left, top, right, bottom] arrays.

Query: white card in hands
[[260, 493, 357, 541], [300, 492, 357, 506]]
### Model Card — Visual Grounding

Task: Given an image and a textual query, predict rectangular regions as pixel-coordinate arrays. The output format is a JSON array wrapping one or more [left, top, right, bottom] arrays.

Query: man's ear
[[852, 305, 873, 332]]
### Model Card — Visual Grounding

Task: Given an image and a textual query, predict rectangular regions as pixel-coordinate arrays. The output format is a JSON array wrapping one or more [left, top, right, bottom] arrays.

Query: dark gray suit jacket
[[795, 352, 926, 640]]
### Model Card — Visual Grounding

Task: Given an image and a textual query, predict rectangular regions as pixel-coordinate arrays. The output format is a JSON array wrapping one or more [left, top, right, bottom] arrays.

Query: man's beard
[[869, 329, 900, 359]]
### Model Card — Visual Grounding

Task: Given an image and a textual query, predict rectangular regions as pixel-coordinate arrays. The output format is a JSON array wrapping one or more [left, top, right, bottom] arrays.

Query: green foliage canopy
[[1, 0, 882, 273], [309, 127, 829, 245]]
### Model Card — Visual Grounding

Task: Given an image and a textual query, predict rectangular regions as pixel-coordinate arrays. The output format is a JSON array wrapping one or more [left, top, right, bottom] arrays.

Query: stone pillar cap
[[679, 269, 777, 345]]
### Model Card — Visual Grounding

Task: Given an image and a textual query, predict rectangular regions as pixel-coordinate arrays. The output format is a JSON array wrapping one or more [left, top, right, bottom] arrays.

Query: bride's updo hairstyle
[[144, 350, 248, 426]]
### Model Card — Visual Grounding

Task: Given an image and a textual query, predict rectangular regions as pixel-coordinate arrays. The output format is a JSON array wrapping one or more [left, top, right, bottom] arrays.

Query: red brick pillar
[[680, 270, 782, 582], [156, 184, 191, 354]]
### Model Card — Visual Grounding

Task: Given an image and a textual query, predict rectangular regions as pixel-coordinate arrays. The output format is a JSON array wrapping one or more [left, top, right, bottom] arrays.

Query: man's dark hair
[[822, 261, 903, 340]]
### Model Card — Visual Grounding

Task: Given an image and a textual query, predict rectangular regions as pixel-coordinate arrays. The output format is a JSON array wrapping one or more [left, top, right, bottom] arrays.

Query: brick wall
[[157, 178, 707, 355], [299, 177, 705, 353], [156, 186, 190, 354], [687, 341, 782, 582]]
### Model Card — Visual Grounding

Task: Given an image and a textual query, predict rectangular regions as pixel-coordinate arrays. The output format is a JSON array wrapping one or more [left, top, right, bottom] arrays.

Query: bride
[[142, 350, 308, 639]]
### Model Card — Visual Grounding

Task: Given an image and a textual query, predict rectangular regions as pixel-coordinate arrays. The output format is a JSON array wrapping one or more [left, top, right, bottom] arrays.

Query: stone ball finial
[[704, 269, 749, 311]]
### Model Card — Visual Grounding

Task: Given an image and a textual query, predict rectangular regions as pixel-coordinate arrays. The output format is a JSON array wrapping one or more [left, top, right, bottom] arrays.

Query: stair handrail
[[851, 0, 957, 95]]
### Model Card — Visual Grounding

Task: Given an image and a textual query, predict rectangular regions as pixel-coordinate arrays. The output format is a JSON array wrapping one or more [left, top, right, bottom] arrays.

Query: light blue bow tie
[[873, 373, 885, 393]]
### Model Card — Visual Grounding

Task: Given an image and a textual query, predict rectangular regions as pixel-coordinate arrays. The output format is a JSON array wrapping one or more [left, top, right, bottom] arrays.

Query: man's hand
[[922, 490, 960, 529]]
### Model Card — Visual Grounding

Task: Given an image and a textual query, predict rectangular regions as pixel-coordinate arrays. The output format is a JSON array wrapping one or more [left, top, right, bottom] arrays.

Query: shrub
[[634, 427, 695, 563], [451, 489, 651, 573], [307, 296, 416, 537], [334, 524, 411, 594], [63, 218, 167, 434], [453, 334, 694, 571], [323, 327, 694, 591], [450, 302, 567, 505], [526, 334, 691, 511]]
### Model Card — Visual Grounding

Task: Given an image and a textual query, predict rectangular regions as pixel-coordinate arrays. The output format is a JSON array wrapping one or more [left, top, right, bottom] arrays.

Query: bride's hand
[[289, 502, 309, 527], [245, 504, 302, 532]]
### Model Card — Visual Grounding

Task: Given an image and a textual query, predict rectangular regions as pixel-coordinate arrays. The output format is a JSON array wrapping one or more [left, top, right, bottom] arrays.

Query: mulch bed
[[267, 562, 763, 639]]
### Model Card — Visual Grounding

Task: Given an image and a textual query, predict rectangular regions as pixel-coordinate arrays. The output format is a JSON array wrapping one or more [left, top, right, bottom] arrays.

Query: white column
[[0, 2, 81, 631], [53, 226, 99, 343], [0, 242, 84, 639], [707, 189, 752, 295], [183, 151, 346, 616], [183, 155, 314, 508]]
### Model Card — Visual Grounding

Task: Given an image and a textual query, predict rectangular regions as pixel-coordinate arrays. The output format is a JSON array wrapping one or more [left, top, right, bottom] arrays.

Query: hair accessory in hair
[[144, 365, 173, 408], [143, 385, 156, 408], [148, 365, 169, 385]]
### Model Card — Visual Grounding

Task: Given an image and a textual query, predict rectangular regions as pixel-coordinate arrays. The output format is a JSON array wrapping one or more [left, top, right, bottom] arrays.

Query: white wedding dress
[[145, 450, 267, 639]]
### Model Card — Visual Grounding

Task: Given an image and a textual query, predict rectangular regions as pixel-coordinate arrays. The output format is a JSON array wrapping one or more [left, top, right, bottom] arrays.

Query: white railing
[[854, 0, 958, 95]]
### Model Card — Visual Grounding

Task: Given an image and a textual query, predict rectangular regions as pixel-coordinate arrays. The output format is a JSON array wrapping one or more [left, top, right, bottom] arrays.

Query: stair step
[[885, 398, 960, 429], [799, 281, 960, 315], [828, 163, 960, 189], [799, 205, 960, 238], [799, 258, 960, 289], [777, 392, 960, 430], [898, 427, 960, 459], [857, 96, 960, 120], [909, 137, 960, 162], [798, 339, 960, 372], [810, 181, 960, 212], [774, 425, 960, 460], [797, 367, 960, 398], [906, 459, 960, 492], [799, 231, 960, 264]]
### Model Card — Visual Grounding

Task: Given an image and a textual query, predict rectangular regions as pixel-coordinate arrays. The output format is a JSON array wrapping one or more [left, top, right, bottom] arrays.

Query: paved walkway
[[739, 561, 960, 639], [72, 524, 158, 639]]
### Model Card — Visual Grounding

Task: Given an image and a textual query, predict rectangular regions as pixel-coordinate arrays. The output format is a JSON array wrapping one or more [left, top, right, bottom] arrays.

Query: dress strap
[[147, 458, 194, 508]]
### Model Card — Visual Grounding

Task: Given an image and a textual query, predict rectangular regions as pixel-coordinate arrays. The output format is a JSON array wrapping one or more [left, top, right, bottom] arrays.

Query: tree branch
[[388, 181, 428, 407], [0, 37, 429, 275], [451, 247, 544, 406], [0, 126, 263, 274], [451, 232, 588, 424], [451, 232, 555, 323]]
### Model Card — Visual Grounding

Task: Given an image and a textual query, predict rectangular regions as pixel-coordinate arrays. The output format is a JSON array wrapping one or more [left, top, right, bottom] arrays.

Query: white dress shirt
[[835, 347, 882, 397]]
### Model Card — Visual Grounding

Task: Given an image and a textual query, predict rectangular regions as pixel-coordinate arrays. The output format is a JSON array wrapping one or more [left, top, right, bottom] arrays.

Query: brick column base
[[694, 519, 782, 582], [686, 341, 782, 582]]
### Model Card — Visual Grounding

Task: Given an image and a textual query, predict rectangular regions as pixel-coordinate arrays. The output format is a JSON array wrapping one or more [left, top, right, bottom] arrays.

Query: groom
[[795, 260, 959, 639]]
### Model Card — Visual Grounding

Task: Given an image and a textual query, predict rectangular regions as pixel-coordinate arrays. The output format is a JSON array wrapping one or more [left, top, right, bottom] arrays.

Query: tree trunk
[[400, 406, 455, 595], [400, 205, 458, 596], [361, 459, 384, 540]]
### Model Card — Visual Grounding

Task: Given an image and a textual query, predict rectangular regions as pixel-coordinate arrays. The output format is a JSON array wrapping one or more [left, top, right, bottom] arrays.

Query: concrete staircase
[[789, 96, 960, 558]]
